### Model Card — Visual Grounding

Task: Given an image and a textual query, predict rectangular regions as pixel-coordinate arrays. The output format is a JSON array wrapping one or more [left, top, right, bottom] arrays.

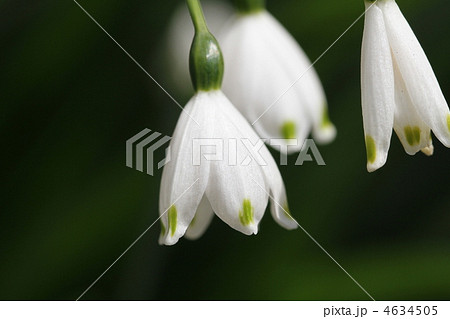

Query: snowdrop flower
[[361, 0, 450, 172], [219, 0, 336, 153], [165, 0, 232, 97], [159, 0, 297, 246]]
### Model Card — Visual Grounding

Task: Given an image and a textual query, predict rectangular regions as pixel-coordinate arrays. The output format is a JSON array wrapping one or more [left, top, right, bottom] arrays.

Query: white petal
[[225, 86, 298, 229], [361, 2, 395, 172], [204, 91, 269, 235], [259, 146, 298, 230], [220, 13, 310, 153], [184, 194, 214, 240], [214, 91, 296, 231], [202, 91, 296, 232], [392, 61, 432, 155], [421, 143, 434, 156], [258, 12, 336, 144], [269, 187, 298, 230], [379, 0, 450, 147], [159, 93, 215, 245]]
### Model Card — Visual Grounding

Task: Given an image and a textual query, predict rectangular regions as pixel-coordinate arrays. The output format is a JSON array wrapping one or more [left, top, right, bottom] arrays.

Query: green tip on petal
[[160, 220, 166, 237], [282, 203, 294, 220], [239, 199, 254, 226], [404, 126, 414, 146], [281, 121, 296, 140], [404, 126, 421, 146], [189, 214, 196, 228], [413, 127, 421, 144], [447, 114, 450, 133], [320, 107, 333, 129], [365, 135, 376, 164], [168, 205, 177, 237]]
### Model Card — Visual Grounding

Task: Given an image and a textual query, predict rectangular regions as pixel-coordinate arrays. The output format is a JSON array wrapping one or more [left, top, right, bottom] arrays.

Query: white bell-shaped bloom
[[361, 0, 450, 172], [159, 90, 297, 245], [219, 8, 336, 153], [165, 0, 233, 97]]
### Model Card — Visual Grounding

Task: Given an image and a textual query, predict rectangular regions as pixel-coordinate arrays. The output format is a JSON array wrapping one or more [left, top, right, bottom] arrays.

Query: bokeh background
[[1, 0, 449, 300]]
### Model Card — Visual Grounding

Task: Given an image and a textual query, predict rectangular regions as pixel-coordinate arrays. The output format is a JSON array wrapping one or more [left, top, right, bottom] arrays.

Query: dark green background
[[1, 0, 449, 300]]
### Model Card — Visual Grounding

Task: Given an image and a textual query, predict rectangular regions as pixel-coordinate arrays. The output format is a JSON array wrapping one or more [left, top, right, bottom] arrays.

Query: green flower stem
[[234, 0, 266, 14], [186, 0, 224, 91], [186, 0, 208, 33]]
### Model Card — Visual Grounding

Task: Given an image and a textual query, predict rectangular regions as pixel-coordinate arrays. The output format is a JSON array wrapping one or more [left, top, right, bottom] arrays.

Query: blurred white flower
[[165, 0, 233, 97], [361, 0, 450, 172], [219, 6, 336, 154], [159, 90, 297, 246]]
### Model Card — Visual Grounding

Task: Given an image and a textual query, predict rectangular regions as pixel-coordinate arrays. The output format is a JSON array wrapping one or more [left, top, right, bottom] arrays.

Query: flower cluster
[[158, 0, 449, 245], [361, 0, 450, 171]]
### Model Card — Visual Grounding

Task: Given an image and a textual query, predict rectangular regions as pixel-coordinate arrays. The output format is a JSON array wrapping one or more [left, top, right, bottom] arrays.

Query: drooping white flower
[[159, 0, 297, 246], [159, 90, 297, 245], [361, 0, 450, 172], [219, 2, 336, 153], [165, 0, 233, 97]]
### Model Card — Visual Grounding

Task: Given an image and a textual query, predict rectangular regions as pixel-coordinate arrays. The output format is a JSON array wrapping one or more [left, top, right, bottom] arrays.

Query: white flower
[[219, 9, 336, 153], [361, 0, 450, 172], [165, 0, 232, 97], [159, 90, 297, 246]]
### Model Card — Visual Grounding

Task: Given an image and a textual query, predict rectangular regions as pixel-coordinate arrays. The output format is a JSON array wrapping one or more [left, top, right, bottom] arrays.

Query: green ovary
[[239, 199, 254, 226], [281, 121, 296, 140], [365, 135, 376, 164], [168, 205, 177, 236]]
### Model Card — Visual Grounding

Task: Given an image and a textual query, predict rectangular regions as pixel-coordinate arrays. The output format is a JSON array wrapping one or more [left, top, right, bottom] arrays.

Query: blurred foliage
[[0, 0, 449, 300]]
